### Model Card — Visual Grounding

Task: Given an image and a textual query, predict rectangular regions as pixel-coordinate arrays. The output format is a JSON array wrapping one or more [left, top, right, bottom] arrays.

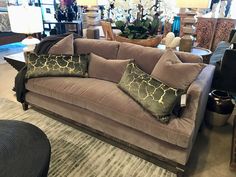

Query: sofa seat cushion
[[26, 77, 194, 148]]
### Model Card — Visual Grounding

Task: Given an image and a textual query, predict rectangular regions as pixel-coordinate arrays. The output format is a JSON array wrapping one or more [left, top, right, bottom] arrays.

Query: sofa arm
[[181, 65, 215, 128]]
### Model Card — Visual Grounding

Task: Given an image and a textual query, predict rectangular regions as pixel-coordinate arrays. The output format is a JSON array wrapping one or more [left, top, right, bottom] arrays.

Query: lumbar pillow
[[151, 49, 205, 90], [88, 53, 133, 83], [25, 52, 89, 79], [48, 34, 74, 55], [118, 62, 184, 123]]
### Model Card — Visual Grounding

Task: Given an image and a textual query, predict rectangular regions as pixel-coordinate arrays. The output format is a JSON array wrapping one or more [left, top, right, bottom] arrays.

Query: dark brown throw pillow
[[88, 53, 132, 83], [151, 49, 205, 90], [48, 34, 74, 55]]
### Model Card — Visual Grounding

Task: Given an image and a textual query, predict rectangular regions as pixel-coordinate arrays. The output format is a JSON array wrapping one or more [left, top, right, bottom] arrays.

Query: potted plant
[[105, 0, 162, 47]]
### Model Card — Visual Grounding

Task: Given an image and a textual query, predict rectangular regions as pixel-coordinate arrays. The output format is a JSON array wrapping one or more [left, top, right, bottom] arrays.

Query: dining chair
[[101, 21, 116, 41]]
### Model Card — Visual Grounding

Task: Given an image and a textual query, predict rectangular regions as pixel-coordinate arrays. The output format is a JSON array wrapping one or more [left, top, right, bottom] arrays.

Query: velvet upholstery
[[25, 53, 89, 79], [25, 92, 190, 165], [25, 39, 215, 167], [118, 62, 183, 123], [88, 53, 132, 83], [48, 34, 74, 55], [117, 42, 202, 74], [151, 49, 205, 90], [74, 38, 120, 59], [25, 65, 215, 165], [26, 77, 192, 148]]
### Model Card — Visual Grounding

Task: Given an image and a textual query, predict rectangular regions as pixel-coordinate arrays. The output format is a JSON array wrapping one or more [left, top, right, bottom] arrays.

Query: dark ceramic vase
[[206, 90, 234, 126]]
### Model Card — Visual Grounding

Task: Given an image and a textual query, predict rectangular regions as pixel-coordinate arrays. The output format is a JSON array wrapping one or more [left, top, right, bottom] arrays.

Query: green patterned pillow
[[118, 63, 184, 123], [25, 53, 89, 79]]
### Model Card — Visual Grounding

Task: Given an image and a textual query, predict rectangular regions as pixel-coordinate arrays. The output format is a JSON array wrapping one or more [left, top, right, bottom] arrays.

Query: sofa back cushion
[[88, 53, 132, 83], [74, 38, 120, 59], [117, 42, 202, 74], [48, 34, 74, 55]]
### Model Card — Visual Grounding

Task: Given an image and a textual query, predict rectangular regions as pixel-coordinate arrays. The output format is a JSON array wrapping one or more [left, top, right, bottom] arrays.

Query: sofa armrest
[[181, 65, 215, 128]]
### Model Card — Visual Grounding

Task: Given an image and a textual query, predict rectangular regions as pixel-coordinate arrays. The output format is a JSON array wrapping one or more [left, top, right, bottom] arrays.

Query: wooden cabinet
[[196, 17, 236, 51]]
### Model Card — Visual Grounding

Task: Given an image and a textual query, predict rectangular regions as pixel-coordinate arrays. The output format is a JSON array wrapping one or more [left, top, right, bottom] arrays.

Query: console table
[[43, 20, 83, 36]]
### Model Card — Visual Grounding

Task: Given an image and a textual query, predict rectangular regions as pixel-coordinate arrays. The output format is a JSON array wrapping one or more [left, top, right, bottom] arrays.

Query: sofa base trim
[[25, 101, 186, 177]]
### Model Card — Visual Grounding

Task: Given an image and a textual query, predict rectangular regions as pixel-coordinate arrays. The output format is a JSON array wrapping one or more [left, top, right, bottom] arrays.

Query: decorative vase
[[171, 16, 180, 37], [206, 90, 234, 127], [115, 35, 162, 47]]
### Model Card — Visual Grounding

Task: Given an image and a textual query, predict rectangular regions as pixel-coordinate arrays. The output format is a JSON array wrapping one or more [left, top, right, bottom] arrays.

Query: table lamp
[[8, 5, 43, 52], [176, 0, 212, 52], [77, 0, 100, 39]]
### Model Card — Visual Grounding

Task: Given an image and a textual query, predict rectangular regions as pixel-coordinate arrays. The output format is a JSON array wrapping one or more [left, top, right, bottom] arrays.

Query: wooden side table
[[157, 44, 212, 64]]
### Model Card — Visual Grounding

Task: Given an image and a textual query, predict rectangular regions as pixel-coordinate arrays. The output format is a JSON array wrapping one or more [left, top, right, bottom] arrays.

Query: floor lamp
[[77, 0, 100, 39], [176, 0, 212, 52], [8, 5, 43, 52]]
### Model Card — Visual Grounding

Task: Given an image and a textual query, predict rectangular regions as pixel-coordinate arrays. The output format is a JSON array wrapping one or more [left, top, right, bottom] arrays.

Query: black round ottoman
[[0, 120, 51, 177]]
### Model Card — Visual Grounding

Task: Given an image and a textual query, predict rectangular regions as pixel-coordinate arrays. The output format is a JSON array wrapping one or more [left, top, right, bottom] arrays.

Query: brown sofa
[[24, 39, 215, 175]]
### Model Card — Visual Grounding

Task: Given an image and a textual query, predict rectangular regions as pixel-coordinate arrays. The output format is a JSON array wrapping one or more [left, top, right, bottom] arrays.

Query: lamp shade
[[97, 0, 109, 5], [77, 0, 98, 6], [8, 6, 43, 34], [176, 0, 212, 8]]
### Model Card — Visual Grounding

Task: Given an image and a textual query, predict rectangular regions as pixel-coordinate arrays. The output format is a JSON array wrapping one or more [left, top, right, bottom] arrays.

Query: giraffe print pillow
[[25, 52, 89, 79], [118, 62, 184, 123]]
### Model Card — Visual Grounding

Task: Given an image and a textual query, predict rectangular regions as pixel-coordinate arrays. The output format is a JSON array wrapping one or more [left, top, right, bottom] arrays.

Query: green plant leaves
[[149, 18, 159, 36], [115, 20, 126, 33], [115, 18, 160, 39]]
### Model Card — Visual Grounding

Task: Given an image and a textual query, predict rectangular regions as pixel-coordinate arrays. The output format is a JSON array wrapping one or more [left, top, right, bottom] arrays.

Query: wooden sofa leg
[[176, 167, 185, 177], [22, 102, 28, 111], [177, 171, 184, 177]]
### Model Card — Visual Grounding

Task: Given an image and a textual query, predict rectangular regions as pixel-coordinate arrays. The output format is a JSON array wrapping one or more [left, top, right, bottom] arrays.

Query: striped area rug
[[0, 98, 176, 177]]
